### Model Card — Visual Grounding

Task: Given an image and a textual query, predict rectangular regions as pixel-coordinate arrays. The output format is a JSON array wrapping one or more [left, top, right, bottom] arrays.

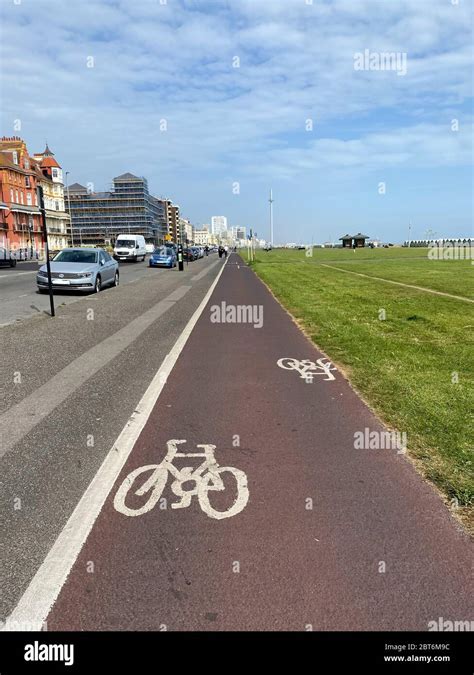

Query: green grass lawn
[[241, 247, 474, 528]]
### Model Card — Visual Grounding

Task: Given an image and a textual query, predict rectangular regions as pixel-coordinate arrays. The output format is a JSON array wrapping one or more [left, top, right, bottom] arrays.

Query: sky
[[0, 0, 472, 244]]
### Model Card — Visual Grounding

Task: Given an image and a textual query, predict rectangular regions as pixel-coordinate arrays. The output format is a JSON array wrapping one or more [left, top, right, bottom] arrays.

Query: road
[[1, 253, 472, 631], [0, 257, 187, 326]]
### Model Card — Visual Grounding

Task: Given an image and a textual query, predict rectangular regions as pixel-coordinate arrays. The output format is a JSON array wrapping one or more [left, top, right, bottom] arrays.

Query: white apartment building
[[231, 226, 246, 241], [211, 216, 227, 236], [179, 217, 193, 243]]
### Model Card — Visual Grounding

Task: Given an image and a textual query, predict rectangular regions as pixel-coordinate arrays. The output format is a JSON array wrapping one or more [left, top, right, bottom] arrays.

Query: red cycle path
[[47, 254, 472, 631]]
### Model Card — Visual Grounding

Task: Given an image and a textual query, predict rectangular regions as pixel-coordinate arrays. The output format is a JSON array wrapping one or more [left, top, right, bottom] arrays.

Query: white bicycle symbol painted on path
[[277, 357, 337, 381], [114, 439, 249, 520]]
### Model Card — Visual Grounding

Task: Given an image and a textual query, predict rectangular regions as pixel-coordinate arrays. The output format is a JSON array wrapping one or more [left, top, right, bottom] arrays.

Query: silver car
[[36, 248, 119, 294]]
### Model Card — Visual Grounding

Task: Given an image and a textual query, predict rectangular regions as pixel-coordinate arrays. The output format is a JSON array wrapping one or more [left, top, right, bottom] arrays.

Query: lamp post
[[28, 218, 33, 259], [37, 185, 55, 317], [65, 171, 73, 246], [269, 188, 274, 247]]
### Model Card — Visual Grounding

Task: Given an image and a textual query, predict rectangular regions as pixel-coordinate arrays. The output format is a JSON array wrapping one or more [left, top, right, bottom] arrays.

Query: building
[[194, 227, 211, 246], [0, 136, 42, 256], [179, 217, 193, 243], [160, 199, 180, 242], [339, 232, 370, 248], [32, 144, 70, 251], [339, 234, 352, 248], [231, 226, 246, 241], [211, 216, 227, 237], [66, 173, 166, 246]]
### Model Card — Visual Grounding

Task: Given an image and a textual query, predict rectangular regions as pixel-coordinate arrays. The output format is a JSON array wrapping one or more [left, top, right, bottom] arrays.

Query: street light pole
[[28, 219, 33, 258], [37, 185, 55, 317], [408, 223, 412, 248], [269, 188, 274, 247], [65, 171, 73, 247]]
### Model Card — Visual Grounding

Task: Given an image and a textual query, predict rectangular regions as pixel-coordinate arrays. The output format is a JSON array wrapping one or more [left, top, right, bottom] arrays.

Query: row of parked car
[[32, 240, 215, 294], [149, 244, 213, 268]]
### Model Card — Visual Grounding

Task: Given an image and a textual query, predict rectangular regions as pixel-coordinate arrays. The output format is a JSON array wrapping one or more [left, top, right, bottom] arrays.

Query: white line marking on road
[[191, 259, 219, 282], [0, 271, 36, 279], [321, 264, 474, 303], [18, 294, 28, 298], [3, 257, 228, 631], [0, 286, 190, 458], [114, 439, 249, 520], [277, 357, 337, 381]]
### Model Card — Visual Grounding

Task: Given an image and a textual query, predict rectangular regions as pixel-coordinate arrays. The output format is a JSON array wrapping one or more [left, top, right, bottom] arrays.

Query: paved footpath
[[7, 253, 472, 631]]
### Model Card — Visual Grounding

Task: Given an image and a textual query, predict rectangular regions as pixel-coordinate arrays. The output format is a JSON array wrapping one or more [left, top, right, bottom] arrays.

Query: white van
[[114, 234, 146, 262]]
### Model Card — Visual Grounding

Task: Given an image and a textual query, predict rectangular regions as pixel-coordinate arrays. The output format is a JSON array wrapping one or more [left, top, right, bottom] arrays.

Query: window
[[20, 192, 24, 204], [12, 151, 18, 165], [24, 159, 29, 170], [55, 201, 60, 211], [10, 189, 14, 202], [15, 191, 19, 203], [25, 176, 30, 187], [54, 250, 98, 264], [52, 168, 58, 178], [27, 193, 32, 206]]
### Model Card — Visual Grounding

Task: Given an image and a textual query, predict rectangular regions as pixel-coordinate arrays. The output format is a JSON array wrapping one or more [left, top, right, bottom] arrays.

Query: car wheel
[[38, 288, 47, 294], [113, 271, 119, 287], [94, 275, 101, 293]]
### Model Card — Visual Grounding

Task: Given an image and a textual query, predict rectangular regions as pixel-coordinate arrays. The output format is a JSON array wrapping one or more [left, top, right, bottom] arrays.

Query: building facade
[[231, 226, 246, 242], [211, 216, 227, 237], [0, 136, 42, 256], [66, 173, 166, 246], [160, 200, 180, 242], [179, 217, 194, 243], [32, 145, 70, 250]]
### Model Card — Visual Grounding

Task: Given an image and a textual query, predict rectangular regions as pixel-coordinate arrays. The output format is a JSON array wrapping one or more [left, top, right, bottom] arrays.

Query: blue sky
[[1, 0, 472, 243]]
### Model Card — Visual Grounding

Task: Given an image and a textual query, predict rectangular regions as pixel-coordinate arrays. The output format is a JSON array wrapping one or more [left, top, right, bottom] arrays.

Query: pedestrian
[[218, 246, 223, 258], [204, 245, 209, 256], [224, 245, 228, 258]]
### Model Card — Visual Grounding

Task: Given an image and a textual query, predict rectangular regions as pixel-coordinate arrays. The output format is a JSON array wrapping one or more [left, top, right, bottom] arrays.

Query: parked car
[[149, 246, 177, 269], [0, 247, 17, 267], [145, 243, 155, 254], [36, 248, 119, 293], [183, 247, 196, 261], [113, 234, 146, 262]]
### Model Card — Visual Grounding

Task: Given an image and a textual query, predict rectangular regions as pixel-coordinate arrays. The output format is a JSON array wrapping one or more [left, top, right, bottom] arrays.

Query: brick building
[[0, 137, 42, 256]]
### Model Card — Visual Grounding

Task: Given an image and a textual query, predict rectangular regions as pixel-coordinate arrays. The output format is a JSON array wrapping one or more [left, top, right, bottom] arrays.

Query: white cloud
[[0, 0, 471, 235]]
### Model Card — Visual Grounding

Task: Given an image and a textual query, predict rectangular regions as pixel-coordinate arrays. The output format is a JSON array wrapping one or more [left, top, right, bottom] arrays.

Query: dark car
[[0, 247, 17, 267], [183, 247, 196, 261]]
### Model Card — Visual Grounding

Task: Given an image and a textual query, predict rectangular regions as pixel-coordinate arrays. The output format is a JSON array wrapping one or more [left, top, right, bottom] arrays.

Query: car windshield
[[153, 248, 172, 256], [53, 250, 98, 264], [116, 240, 136, 248]]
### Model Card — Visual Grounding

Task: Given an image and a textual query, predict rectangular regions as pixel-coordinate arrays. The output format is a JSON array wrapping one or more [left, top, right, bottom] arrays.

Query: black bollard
[[177, 243, 184, 271]]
